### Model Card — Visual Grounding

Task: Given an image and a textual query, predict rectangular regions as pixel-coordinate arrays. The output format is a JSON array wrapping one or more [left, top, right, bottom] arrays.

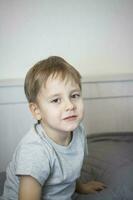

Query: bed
[[74, 132, 133, 200], [1, 132, 133, 199]]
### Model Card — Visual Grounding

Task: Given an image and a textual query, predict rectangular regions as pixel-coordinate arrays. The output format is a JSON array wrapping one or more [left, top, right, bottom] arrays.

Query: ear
[[29, 102, 42, 121]]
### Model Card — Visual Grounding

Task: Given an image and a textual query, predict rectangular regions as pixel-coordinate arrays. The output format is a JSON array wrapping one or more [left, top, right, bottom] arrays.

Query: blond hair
[[24, 56, 81, 103]]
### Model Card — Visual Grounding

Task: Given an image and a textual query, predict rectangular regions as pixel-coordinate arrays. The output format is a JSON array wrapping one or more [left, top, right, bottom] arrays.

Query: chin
[[64, 122, 80, 132]]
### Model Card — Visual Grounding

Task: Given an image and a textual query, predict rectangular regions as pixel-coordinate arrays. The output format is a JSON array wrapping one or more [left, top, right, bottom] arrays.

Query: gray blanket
[[76, 132, 133, 200]]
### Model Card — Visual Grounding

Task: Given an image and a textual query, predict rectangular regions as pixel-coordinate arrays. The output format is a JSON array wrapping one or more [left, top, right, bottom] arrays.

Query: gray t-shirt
[[1, 123, 86, 200]]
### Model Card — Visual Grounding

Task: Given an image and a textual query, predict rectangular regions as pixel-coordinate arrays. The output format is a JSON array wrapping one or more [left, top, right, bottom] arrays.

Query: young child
[[1, 56, 105, 200]]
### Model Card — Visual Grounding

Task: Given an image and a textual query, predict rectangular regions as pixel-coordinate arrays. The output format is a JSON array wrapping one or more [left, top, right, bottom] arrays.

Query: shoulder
[[73, 123, 88, 151], [74, 123, 86, 138], [17, 126, 52, 153], [15, 126, 55, 163], [13, 126, 54, 185]]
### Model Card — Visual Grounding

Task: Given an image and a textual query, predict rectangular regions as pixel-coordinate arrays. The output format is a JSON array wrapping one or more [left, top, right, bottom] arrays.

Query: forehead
[[47, 76, 79, 89], [39, 75, 80, 96]]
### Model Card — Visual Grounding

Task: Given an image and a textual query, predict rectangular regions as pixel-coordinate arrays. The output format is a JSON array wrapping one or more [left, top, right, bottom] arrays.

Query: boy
[[1, 56, 105, 200]]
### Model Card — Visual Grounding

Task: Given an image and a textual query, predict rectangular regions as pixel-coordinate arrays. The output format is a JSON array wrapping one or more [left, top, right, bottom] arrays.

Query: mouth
[[63, 115, 78, 121]]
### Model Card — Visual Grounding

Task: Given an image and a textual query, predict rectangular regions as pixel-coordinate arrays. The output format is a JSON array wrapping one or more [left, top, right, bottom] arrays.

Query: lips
[[63, 115, 77, 120]]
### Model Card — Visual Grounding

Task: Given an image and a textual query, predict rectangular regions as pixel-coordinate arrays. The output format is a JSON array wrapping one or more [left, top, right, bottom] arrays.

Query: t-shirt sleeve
[[15, 142, 51, 186]]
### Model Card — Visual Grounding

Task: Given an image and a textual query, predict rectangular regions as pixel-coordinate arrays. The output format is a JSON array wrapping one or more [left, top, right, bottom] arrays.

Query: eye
[[51, 98, 61, 104], [71, 93, 81, 99]]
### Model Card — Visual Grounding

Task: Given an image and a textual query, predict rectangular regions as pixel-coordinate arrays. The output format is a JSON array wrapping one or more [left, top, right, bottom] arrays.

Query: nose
[[65, 99, 75, 111]]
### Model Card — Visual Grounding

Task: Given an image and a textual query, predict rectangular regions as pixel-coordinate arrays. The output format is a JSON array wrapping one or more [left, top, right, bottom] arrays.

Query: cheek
[[46, 107, 60, 118], [77, 101, 84, 118], [77, 101, 84, 115]]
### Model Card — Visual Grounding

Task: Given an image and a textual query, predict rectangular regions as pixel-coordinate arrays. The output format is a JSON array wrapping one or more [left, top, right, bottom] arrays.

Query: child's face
[[32, 76, 84, 136]]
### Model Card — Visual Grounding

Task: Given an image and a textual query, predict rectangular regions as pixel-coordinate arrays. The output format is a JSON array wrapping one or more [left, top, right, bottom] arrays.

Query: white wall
[[1, 0, 133, 79]]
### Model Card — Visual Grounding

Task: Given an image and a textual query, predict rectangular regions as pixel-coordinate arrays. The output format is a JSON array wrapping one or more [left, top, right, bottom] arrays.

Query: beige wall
[[0, 0, 133, 79]]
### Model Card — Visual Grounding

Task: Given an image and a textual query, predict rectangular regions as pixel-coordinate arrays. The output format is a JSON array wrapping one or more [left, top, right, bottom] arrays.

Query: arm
[[19, 175, 42, 200], [76, 179, 106, 194]]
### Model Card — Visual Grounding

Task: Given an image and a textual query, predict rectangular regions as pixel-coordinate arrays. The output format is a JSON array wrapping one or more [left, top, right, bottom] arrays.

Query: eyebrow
[[48, 89, 81, 99]]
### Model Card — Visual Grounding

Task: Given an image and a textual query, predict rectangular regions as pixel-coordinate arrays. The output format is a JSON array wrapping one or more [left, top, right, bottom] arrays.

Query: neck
[[41, 123, 72, 146]]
